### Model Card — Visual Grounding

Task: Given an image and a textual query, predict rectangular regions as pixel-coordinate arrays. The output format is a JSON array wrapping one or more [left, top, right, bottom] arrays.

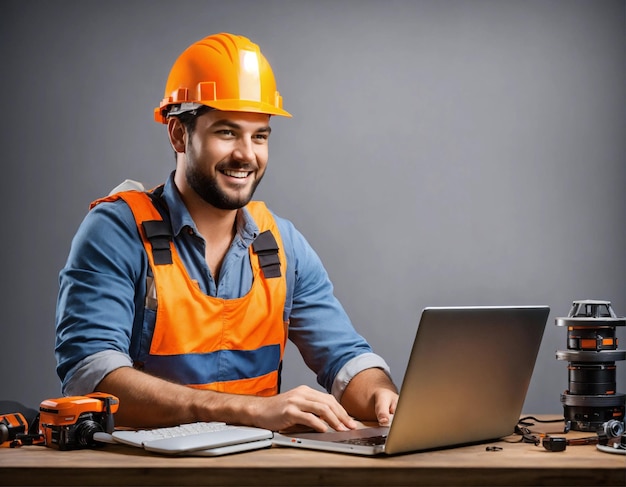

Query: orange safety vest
[[91, 189, 288, 396]]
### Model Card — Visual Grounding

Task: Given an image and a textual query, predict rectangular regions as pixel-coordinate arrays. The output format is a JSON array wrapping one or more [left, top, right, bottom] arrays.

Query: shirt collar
[[161, 172, 260, 246]]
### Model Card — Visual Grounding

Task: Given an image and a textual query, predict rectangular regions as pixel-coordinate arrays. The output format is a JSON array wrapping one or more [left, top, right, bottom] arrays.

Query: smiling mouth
[[221, 169, 252, 179]]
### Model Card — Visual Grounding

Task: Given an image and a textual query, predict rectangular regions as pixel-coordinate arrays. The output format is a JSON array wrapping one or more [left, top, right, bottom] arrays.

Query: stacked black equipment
[[556, 300, 625, 431]]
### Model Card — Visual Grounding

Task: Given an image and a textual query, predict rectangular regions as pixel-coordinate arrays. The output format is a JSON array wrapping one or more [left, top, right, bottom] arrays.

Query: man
[[55, 33, 397, 432]]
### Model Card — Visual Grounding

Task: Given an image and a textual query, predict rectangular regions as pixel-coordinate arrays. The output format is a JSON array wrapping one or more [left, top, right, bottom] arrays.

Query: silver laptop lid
[[385, 306, 549, 454]]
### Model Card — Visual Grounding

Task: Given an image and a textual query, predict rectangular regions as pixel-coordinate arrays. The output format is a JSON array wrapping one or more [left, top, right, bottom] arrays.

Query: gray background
[[2, 0, 624, 417]]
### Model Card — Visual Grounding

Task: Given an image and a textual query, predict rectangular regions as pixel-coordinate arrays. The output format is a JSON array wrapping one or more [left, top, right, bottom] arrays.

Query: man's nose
[[232, 137, 255, 163]]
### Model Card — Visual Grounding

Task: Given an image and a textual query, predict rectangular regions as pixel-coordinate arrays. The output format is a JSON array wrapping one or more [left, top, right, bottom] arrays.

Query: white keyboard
[[111, 422, 273, 455]]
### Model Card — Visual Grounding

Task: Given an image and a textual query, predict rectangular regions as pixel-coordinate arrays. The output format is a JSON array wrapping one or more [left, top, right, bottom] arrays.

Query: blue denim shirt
[[55, 174, 389, 400]]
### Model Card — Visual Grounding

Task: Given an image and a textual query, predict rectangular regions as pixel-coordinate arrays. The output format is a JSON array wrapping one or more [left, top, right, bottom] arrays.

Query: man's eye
[[217, 129, 235, 136]]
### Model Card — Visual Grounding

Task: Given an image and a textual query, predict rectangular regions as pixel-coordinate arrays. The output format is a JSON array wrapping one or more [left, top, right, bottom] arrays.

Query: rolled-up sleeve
[[55, 200, 147, 395]]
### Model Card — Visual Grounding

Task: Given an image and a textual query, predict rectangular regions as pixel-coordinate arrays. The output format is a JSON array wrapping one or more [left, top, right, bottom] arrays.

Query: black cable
[[511, 416, 623, 453], [518, 415, 566, 425], [505, 416, 568, 446]]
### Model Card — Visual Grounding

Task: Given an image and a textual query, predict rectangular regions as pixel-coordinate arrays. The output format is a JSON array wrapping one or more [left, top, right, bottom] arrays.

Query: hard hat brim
[[154, 100, 292, 123], [199, 99, 292, 118]]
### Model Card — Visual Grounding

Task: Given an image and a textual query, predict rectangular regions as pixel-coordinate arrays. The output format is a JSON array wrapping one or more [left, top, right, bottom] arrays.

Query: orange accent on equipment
[[39, 393, 119, 428]]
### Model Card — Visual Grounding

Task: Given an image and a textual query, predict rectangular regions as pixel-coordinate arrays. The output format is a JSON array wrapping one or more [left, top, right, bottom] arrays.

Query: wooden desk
[[1, 424, 624, 486], [1, 438, 624, 486]]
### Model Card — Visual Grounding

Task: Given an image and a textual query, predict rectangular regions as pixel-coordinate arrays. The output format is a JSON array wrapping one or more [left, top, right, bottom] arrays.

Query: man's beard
[[186, 161, 263, 210]]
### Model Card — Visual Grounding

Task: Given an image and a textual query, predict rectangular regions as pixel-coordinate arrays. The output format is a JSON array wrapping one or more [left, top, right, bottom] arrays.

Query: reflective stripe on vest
[[91, 190, 288, 396]]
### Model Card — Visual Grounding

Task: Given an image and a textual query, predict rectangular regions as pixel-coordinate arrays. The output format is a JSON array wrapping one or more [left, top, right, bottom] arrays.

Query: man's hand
[[243, 385, 357, 433], [369, 386, 399, 426], [340, 368, 398, 425]]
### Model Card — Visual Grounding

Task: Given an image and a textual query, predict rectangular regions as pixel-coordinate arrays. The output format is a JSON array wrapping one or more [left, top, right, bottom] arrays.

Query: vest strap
[[142, 220, 173, 265], [252, 230, 281, 278]]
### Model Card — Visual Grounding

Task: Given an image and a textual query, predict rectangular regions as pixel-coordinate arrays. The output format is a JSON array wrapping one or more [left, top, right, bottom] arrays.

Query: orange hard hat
[[155, 33, 291, 123]]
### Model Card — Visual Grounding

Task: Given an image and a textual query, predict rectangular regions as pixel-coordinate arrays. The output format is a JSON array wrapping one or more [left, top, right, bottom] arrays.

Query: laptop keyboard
[[337, 434, 388, 446]]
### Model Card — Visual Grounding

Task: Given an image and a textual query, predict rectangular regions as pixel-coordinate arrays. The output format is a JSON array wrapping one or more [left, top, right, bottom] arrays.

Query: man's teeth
[[223, 170, 249, 178]]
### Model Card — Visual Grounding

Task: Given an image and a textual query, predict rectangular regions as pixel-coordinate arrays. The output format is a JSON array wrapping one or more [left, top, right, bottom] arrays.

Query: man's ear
[[167, 117, 186, 153]]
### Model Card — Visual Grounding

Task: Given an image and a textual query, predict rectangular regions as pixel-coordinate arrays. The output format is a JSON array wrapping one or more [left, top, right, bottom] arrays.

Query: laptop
[[273, 305, 549, 455]]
